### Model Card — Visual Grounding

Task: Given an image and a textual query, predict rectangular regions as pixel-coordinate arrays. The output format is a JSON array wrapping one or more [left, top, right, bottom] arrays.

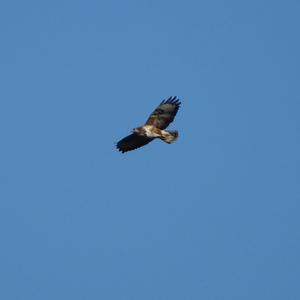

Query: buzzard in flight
[[116, 96, 181, 153]]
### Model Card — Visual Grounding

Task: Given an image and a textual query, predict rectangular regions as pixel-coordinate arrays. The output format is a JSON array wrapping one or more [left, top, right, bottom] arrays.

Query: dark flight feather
[[116, 133, 154, 153], [145, 96, 181, 130]]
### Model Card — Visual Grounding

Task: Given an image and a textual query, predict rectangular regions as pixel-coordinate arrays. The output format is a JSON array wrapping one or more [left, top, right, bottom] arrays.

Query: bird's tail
[[161, 130, 178, 144]]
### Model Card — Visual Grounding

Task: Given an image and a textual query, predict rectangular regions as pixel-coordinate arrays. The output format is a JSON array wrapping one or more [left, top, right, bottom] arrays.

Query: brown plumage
[[116, 96, 181, 153]]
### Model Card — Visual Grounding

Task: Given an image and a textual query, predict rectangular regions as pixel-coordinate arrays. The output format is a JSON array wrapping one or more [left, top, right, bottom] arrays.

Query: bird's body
[[134, 125, 162, 138], [134, 125, 178, 142], [116, 96, 181, 153]]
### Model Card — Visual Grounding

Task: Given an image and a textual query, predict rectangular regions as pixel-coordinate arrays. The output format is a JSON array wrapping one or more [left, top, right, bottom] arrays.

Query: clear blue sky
[[1, 1, 300, 299]]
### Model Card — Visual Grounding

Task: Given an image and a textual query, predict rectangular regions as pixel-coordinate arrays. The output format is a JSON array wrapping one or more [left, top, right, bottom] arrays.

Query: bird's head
[[132, 127, 145, 135]]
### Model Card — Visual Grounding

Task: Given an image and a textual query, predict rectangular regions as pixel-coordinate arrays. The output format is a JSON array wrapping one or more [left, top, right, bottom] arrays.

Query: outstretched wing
[[145, 96, 181, 129], [116, 133, 154, 153]]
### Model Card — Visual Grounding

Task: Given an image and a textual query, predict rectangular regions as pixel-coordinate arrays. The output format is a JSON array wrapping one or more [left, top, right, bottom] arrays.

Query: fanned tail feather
[[161, 130, 178, 144]]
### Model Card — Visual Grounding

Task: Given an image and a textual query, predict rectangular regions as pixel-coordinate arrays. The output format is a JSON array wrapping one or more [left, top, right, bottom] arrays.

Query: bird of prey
[[116, 96, 181, 153]]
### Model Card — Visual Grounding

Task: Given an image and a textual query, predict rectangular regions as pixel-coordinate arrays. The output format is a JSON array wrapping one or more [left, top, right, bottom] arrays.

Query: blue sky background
[[1, 0, 300, 299]]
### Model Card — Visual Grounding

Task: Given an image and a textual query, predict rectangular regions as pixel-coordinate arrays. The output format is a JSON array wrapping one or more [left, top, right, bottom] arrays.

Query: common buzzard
[[116, 96, 181, 153]]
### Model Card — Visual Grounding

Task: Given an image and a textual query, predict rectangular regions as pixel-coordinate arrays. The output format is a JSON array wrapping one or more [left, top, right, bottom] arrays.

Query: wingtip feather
[[160, 96, 182, 105]]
